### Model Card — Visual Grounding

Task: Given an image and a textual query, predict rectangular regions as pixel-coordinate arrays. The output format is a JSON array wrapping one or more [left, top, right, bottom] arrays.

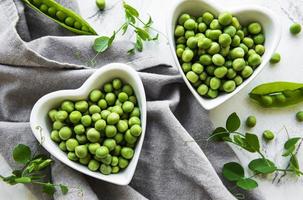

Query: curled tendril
[[35, 126, 45, 145]]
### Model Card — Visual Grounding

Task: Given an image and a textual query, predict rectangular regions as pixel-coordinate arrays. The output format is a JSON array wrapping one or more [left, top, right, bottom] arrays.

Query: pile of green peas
[[25, 0, 96, 35], [175, 11, 265, 98], [48, 79, 142, 175]]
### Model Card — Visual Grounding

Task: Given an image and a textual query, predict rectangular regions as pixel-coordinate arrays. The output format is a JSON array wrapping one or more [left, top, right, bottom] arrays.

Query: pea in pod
[[22, 0, 97, 35], [249, 82, 303, 108]]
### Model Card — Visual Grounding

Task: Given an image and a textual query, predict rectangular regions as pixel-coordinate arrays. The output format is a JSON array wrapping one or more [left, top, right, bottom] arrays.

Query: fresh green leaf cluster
[[93, 1, 159, 55], [0, 144, 68, 196], [209, 112, 303, 192]]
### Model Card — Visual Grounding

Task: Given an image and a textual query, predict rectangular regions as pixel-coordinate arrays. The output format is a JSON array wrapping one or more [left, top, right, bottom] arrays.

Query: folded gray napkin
[[0, 0, 262, 199]]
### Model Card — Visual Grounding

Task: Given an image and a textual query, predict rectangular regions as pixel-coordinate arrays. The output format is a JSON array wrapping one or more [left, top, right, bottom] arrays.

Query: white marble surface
[[1, 0, 303, 199]]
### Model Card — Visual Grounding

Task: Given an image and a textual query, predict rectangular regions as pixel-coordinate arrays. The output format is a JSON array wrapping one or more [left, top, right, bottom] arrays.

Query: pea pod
[[249, 82, 303, 108], [22, 0, 97, 35]]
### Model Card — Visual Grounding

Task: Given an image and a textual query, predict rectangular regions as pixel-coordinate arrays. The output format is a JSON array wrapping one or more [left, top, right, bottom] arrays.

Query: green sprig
[[0, 144, 68, 196]]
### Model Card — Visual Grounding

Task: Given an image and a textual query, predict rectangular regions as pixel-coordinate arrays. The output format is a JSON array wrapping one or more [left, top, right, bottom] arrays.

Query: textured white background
[[1, 0, 303, 199]]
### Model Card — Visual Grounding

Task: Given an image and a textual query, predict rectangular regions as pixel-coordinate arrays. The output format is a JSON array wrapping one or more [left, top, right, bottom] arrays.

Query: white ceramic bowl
[[30, 63, 146, 185], [167, 0, 281, 110]]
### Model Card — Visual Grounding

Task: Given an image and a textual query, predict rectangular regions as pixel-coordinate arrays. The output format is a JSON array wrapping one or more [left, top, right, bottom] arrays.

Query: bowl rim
[[29, 63, 147, 185], [166, 0, 282, 110]]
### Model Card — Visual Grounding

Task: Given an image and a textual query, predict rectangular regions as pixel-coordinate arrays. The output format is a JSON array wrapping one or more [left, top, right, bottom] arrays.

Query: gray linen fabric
[[0, 0, 262, 199]]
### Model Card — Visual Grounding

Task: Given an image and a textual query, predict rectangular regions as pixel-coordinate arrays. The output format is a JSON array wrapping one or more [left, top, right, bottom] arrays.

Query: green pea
[[66, 138, 79, 151], [261, 95, 273, 106], [236, 30, 245, 40], [61, 101, 74, 113], [234, 75, 243, 86], [186, 37, 198, 49], [89, 89, 103, 102], [199, 54, 212, 65], [231, 17, 241, 29], [96, 0, 106, 10], [59, 141, 67, 151], [207, 89, 218, 98], [210, 19, 222, 30], [53, 120, 64, 130], [74, 21, 82, 29], [129, 116, 141, 126], [128, 96, 137, 105], [69, 111, 82, 124], [100, 164, 112, 175], [248, 22, 262, 35], [118, 157, 129, 169], [230, 47, 244, 59], [88, 143, 101, 155], [55, 110, 68, 121], [218, 33, 231, 47], [67, 152, 78, 161], [81, 115, 92, 127], [74, 124, 85, 135], [182, 49, 194, 62], [232, 58, 246, 71], [65, 17, 75, 26], [88, 160, 100, 171], [242, 37, 254, 48], [176, 48, 184, 58], [275, 93, 286, 103], [106, 112, 120, 125], [100, 154, 112, 165], [32, 0, 42, 6], [270, 53, 281, 64], [198, 37, 212, 49], [218, 12, 233, 26], [186, 71, 199, 83], [214, 67, 227, 78], [86, 128, 100, 143], [48, 7, 57, 17], [80, 155, 92, 165], [206, 30, 222, 41], [197, 84, 208, 96], [255, 45, 265, 56], [224, 25, 237, 37], [296, 111, 303, 122], [290, 23, 301, 35], [121, 147, 134, 160], [39, 4, 48, 13], [241, 66, 253, 78], [59, 127, 72, 140], [220, 46, 230, 57], [185, 30, 195, 39], [198, 22, 207, 32], [202, 12, 214, 25], [178, 13, 191, 25], [207, 42, 220, 55], [75, 100, 88, 113], [192, 63, 204, 74], [231, 35, 241, 47], [212, 54, 225, 66], [103, 138, 116, 151], [253, 34, 265, 45], [76, 134, 87, 144], [51, 130, 61, 143], [175, 25, 185, 37], [206, 66, 215, 76], [105, 125, 117, 138], [96, 146, 109, 159], [184, 19, 197, 30], [181, 63, 191, 73], [81, 25, 89, 32], [122, 101, 134, 113], [48, 109, 57, 122], [246, 116, 256, 128], [124, 130, 137, 144], [110, 156, 119, 167], [263, 130, 274, 141], [56, 11, 66, 22], [75, 145, 88, 158], [226, 68, 237, 79], [210, 77, 221, 90], [239, 43, 248, 54], [113, 79, 123, 90], [101, 110, 111, 120], [223, 80, 236, 93], [248, 54, 262, 68], [130, 124, 142, 137], [225, 60, 232, 68]]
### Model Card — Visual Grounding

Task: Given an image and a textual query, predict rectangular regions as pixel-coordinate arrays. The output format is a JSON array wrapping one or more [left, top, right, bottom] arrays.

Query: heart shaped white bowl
[[167, 0, 281, 110], [30, 63, 146, 185]]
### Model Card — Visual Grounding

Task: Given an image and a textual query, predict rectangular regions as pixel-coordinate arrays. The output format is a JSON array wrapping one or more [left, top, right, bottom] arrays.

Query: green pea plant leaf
[[91, 1, 161, 64], [0, 144, 69, 196], [209, 112, 303, 195]]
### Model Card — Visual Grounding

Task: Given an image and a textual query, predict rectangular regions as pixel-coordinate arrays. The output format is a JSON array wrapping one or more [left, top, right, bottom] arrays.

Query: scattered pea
[[290, 23, 301, 35], [296, 111, 303, 122], [263, 130, 275, 141], [96, 0, 106, 10], [270, 53, 281, 64], [246, 116, 256, 128]]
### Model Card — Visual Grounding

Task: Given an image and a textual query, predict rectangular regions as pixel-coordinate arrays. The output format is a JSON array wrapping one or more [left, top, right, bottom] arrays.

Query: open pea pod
[[22, 0, 97, 35], [249, 82, 303, 108]]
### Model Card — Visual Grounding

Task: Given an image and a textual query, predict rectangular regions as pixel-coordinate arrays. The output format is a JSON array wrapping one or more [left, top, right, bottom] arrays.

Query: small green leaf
[[42, 183, 56, 195], [125, 11, 136, 23], [236, 178, 258, 190], [121, 23, 128, 35], [283, 137, 301, 156], [15, 177, 32, 183], [123, 2, 139, 17], [248, 158, 276, 174], [135, 28, 150, 41], [208, 127, 229, 141], [145, 16, 153, 27], [127, 48, 135, 55], [245, 133, 260, 152], [222, 162, 244, 181], [13, 144, 31, 164], [135, 36, 143, 52], [108, 32, 116, 46], [152, 33, 159, 40], [60, 184, 69, 194], [290, 154, 299, 171], [226, 112, 241, 132], [233, 135, 246, 147], [93, 36, 110, 53]]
